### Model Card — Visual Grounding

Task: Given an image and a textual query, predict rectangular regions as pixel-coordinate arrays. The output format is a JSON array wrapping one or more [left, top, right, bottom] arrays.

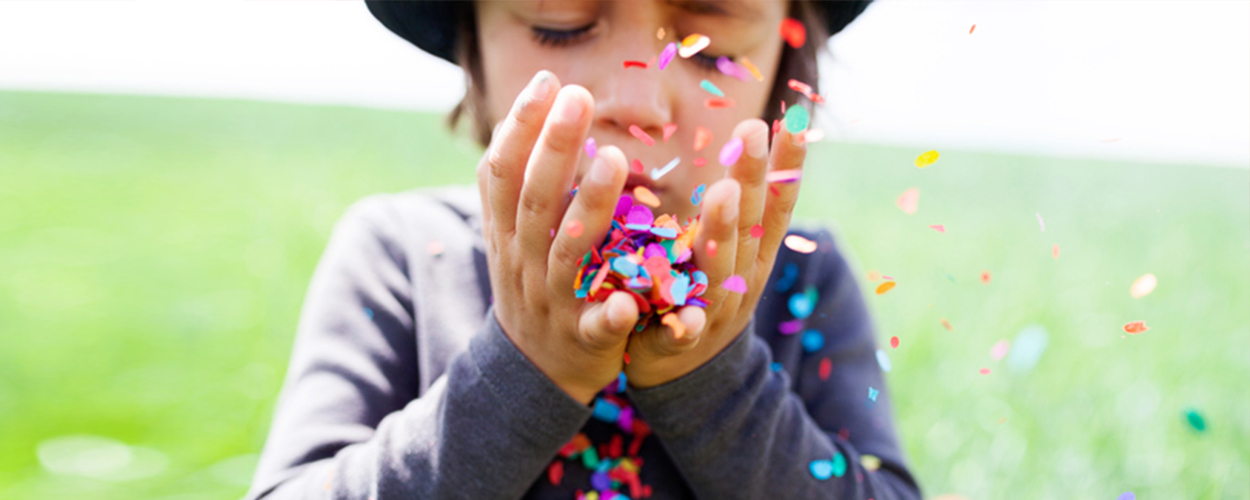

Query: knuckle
[[518, 191, 550, 219], [540, 124, 581, 157]]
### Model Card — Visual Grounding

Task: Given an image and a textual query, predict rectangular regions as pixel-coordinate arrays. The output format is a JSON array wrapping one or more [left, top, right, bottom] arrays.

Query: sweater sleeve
[[246, 198, 592, 500], [627, 229, 922, 500]]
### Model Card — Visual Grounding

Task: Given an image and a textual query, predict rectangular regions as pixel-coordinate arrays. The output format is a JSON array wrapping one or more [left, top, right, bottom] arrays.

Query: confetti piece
[[650, 157, 680, 180], [565, 219, 584, 238], [969, 24, 976, 34], [914, 150, 940, 168], [630, 159, 644, 174], [860, 455, 881, 472], [1123, 321, 1149, 334], [693, 157, 707, 167], [633, 186, 661, 207], [1052, 244, 1060, 259], [890, 336, 899, 349], [776, 263, 799, 293], [770, 361, 783, 372], [693, 126, 713, 151], [1116, 493, 1135, 500], [426, 241, 444, 256], [1130, 273, 1157, 298], [706, 240, 717, 257], [656, 27, 665, 39], [784, 105, 809, 133], [788, 286, 817, 318], [1183, 408, 1206, 432], [662, 123, 677, 142], [1007, 324, 1047, 372], [548, 461, 564, 485], [691, 183, 706, 205], [867, 386, 879, 402], [801, 329, 824, 352], [678, 34, 710, 58], [979, 368, 991, 375], [719, 137, 744, 166], [895, 187, 919, 214], [940, 318, 953, 331], [980, 271, 992, 284], [740, 57, 763, 81], [661, 312, 686, 339], [875, 281, 896, 295], [783, 234, 818, 254], [657, 42, 678, 70], [787, 79, 824, 104], [1036, 212, 1045, 231], [584, 137, 597, 158], [364, 307, 373, 320], [990, 339, 1010, 360], [722, 275, 747, 293], [716, 56, 751, 82], [704, 97, 735, 108], [765, 170, 802, 183], [929, 224, 945, 233], [876, 349, 891, 372], [699, 79, 725, 97], [749, 224, 764, 238], [629, 125, 655, 146], [801, 128, 825, 142], [818, 358, 832, 380], [866, 270, 881, 281], [831, 452, 847, 477], [779, 18, 806, 48], [809, 459, 833, 480], [623, 60, 648, 69]]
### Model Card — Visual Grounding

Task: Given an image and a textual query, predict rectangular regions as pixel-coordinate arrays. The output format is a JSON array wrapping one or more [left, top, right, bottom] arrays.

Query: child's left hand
[[624, 119, 807, 389]]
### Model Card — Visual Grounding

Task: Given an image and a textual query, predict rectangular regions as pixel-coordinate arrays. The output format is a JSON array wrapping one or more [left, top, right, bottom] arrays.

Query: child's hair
[[447, 1, 830, 147]]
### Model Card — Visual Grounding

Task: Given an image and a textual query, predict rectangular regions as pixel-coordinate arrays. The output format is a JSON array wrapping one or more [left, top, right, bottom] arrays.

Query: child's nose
[[592, 67, 673, 142]]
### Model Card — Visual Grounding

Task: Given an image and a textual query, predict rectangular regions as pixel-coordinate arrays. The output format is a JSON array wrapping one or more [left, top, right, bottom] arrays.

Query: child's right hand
[[475, 71, 638, 405]]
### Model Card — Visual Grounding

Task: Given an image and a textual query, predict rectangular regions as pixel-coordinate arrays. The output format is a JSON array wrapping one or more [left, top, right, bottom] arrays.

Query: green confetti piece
[[785, 105, 809, 133], [699, 79, 724, 97], [1183, 408, 1206, 432]]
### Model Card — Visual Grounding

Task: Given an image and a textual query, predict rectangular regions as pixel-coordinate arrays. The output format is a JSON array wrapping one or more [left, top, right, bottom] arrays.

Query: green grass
[[1, 90, 1246, 499]]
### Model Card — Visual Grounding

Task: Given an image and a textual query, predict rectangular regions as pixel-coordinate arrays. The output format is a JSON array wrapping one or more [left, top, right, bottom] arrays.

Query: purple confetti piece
[[658, 42, 678, 70], [614, 195, 633, 218], [722, 274, 748, 293], [626, 205, 654, 227], [779, 318, 804, 335], [720, 137, 744, 167], [584, 137, 596, 158], [716, 56, 751, 82]]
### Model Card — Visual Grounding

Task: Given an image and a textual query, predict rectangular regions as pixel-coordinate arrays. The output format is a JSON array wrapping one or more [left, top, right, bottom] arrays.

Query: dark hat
[[366, 1, 871, 65]]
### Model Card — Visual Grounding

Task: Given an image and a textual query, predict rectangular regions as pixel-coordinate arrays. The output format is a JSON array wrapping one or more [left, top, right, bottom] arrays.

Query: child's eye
[[531, 24, 595, 47]]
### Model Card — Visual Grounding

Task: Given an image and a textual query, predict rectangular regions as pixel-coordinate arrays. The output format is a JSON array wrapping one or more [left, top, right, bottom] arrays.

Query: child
[[247, 1, 921, 499]]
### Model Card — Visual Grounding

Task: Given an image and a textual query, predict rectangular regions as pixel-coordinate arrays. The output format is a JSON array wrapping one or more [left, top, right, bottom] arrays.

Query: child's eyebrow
[[665, 0, 761, 19]]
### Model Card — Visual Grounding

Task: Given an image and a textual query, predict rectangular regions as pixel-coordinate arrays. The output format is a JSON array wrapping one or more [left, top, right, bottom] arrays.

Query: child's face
[[477, 0, 787, 222]]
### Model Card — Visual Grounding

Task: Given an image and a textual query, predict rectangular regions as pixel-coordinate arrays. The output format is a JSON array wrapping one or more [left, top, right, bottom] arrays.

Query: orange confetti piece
[[875, 281, 896, 295], [693, 126, 713, 151], [895, 187, 919, 214], [980, 271, 992, 284], [662, 312, 686, 339], [678, 34, 710, 58], [656, 27, 665, 40], [1052, 244, 1060, 259], [662, 123, 677, 143], [914, 150, 940, 168], [633, 186, 661, 207], [1130, 273, 1157, 298], [565, 219, 584, 238], [740, 57, 764, 81], [783, 234, 818, 254], [704, 97, 735, 109], [1123, 321, 1149, 334], [929, 224, 945, 233], [969, 24, 976, 34], [940, 318, 953, 331]]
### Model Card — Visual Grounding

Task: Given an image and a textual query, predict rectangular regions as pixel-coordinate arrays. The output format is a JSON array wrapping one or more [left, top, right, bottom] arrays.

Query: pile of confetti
[[573, 195, 710, 332], [549, 375, 654, 500]]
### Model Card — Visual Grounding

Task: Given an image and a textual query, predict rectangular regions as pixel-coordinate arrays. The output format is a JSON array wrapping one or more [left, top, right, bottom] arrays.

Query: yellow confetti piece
[[875, 281, 896, 295], [1130, 273, 1157, 298], [914, 150, 940, 168], [633, 186, 661, 207], [860, 454, 881, 471]]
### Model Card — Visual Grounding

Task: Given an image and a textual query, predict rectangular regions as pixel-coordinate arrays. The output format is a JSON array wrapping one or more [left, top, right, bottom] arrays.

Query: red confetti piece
[[787, 79, 825, 104], [940, 318, 953, 331], [749, 224, 764, 238], [704, 97, 735, 109], [929, 224, 945, 233], [629, 125, 655, 146], [548, 461, 564, 485], [631, 159, 645, 174], [706, 240, 718, 257], [623, 352, 631, 364], [780, 18, 806, 48], [693, 157, 707, 167], [662, 123, 677, 142], [969, 24, 976, 34], [819, 358, 832, 380], [623, 60, 648, 69], [979, 368, 991, 375], [875, 281, 896, 295], [1123, 321, 1149, 334], [890, 336, 899, 349], [565, 219, 584, 238], [980, 271, 992, 284]]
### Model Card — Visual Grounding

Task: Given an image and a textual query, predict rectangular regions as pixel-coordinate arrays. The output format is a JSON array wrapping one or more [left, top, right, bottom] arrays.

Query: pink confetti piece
[[662, 123, 677, 142], [787, 79, 825, 104], [1052, 244, 1060, 259], [895, 187, 919, 214], [990, 339, 1010, 360], [722, 274, 748, 293], [783, 234, 818, 254], [693, 157, 707, 167], [657, 42, 678, 70], [629, 125, 655, 146], [779, 318, 804, 334], [890, 336, 899, 349], [929, 224, 945, 233], [716, 56, 751, 82], [980, 270, 992, 284], [765, 170, 802, 184], [565, 219, 584, 238], [1036, 212, 1045, 231], [706, 240, 718, 257], [749, 224, 764, 238], [584, 137, 597, 158], [630, 159, 645, 174], [719, 137, 744, 166], [979, 368, 991, 375]]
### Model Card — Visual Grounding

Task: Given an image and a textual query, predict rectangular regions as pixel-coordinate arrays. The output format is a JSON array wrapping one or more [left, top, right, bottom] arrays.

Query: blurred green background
[[1, 90, 1246, 499]]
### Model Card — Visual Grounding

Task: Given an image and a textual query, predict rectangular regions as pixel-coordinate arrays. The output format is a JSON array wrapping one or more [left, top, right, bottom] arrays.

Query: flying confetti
[[1130, 274, 1157, 298], [678, 34, 711, 58], [895, 188, 919, 215], [1123, 321, 1149, 334], [629, 125, 655, 146], [929, 225, 945, 233], [633, 186, 661, 207], [875, 281, 896, 295], [783, 234, 818, 254], [565, 219, 584, 238], [990, 339, 1010, 361], [914, 150, 940, 168], [662, 123, 677, 142], [650, 157, 681, 181], [722, 275, 748, 293], [584, 137, 597, 158], [779, 18, 806, 48]]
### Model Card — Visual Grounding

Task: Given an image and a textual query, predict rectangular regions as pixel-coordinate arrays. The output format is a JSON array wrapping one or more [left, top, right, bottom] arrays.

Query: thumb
[[578, 291, 639, 351], [630, 306, 707, 358]]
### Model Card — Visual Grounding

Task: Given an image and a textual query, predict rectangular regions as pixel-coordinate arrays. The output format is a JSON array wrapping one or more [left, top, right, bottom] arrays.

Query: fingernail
[[791, 129, 807, 147], [587, 154, 614, 185], [526, 70, 553, 101], [555, 92, 585, 124], [721, 196, 739, 224], [745, 127, 768, 159]]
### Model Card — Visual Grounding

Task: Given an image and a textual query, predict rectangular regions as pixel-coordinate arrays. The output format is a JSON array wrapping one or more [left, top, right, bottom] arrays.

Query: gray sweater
[[246, 186, 921, 500]]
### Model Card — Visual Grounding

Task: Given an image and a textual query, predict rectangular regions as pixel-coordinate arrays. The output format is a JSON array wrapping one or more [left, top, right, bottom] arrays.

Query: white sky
[[1, 0, 1247, 168]]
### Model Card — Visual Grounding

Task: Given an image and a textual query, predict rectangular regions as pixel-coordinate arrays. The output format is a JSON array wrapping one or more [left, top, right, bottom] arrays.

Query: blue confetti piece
[[591, 397, 620, 423], [809, 459, 833, 480], [876, 349, 892, 372], [788, 290, 814, 319], [1117, 493, 1135, 500], [770, 362, 784, 372], [617, 372, 627, 393], [868, 386, 879, 401], [363, 307, 373, 320], [700, 79, 725, 97], [1007, 324, 1048, 373], [670, 274, 690, 306], [776, 262, 799, 292], [801, 329, 825, 352]]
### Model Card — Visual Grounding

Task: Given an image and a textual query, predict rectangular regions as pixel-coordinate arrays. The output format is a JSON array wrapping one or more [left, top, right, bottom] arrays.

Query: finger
[[480, 70, 559, 237], [724, 119, 771, 274], [578, 290, 638, 352], [692, 178, 741, 315], [629, 306, 708, 359], [516, 85, 595, 264], [757, 126, 808, 273], [549, 145, 628, 290], [476, 121, 505, 247]]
